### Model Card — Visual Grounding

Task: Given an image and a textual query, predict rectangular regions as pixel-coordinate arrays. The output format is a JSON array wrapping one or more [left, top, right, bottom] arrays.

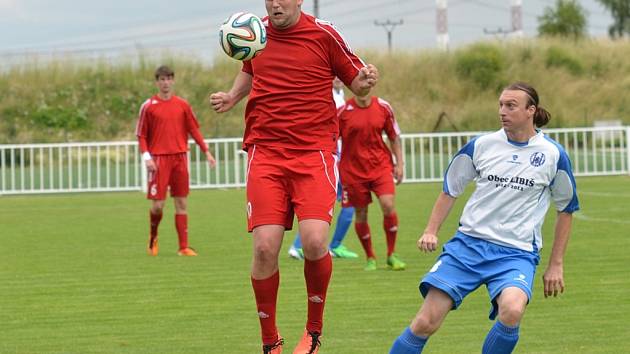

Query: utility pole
[[436, 0, 449, 51], [313, 0, 319, 18], [510, 0, 523, 37], [374, 19, 403, 53]]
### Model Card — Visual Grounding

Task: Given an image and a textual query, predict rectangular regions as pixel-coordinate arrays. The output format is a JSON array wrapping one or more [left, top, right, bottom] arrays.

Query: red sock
[[251, 271, 280, 345], [175, 214, 188, 249], [384, 212, 399, 257], [304, 253, 332, 334], [150, 211, 162, 238], [355, 222, 376, 259]]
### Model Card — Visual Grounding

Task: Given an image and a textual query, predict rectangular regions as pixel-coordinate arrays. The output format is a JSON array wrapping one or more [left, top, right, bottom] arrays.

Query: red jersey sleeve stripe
[[314, 19, 365, 73], [377, 98, 401, 136], [135, 98, 151, 137]]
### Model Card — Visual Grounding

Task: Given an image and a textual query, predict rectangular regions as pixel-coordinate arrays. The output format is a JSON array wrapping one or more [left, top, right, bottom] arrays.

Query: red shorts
[[146, 153, 189, 200], [245, 145, 338, 232], [342, 172, 395, 208]]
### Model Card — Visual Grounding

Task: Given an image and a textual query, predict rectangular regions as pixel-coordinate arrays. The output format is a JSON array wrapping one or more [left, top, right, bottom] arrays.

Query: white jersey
[[333, 88, 345, 108], [443, 129, 579, 252]]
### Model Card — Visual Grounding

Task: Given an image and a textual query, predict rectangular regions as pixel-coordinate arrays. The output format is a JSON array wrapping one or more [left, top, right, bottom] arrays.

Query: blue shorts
[[419, 232, 540, 320]]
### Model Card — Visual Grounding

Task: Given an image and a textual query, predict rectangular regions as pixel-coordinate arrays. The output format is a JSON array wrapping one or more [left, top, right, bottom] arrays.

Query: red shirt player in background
[[136, 65, 216, 257], [209, 1, 378, 353], [338, 94, 406, 271]]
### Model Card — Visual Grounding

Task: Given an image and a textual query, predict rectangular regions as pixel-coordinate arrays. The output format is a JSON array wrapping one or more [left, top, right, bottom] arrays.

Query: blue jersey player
[[390, 82, 579, 354]]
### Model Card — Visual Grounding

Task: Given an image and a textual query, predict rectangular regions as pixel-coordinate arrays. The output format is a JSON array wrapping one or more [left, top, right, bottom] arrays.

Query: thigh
[[342, 182, 372, 208], [485, 255, 537, 320], [246, 147, 293, 232], [372, 172, 395, 197], [147, 155, 171, 200], [419, 237, 486, 309], [169, 153, 190, 197], [289, 150, 338, 224]]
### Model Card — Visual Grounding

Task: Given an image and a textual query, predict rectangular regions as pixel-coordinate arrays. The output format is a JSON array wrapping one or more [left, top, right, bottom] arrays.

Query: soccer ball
[[219, 12, 267, 61]]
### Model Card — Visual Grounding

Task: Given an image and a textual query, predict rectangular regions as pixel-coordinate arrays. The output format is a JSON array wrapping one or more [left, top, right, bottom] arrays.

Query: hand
[[417, 232, 438, 253], [542, 264, 565, 298], [205, 151, 216, 168], [209, 91, 235, 113], [393, 164, 404, 185], [357, 64, 379, 90], [145, 159, 157, 173]]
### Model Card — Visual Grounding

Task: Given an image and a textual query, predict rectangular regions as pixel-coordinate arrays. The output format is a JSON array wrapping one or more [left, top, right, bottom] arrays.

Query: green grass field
[[1, 176, 629, 353]]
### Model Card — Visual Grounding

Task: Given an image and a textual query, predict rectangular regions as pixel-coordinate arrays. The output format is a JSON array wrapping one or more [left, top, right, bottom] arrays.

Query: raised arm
[[417, 192, 457, 253], [542, 212, 573, 298], [209, 71, 253, 113]]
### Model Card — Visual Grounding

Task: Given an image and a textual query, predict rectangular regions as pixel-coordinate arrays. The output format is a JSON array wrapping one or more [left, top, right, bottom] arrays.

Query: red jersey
[[241, 12, 365, 152], [135, 95, 208, 155], [338, 96, 401, 184]]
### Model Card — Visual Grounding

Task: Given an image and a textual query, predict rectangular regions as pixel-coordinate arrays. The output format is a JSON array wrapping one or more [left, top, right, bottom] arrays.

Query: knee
[[497, 303, 525, 326], [382, 202, 395, 216], [354, 208, 368, 223], [410, 313, 440, 337], [150, 203, 164, 214], [253, 242, 279, 265]]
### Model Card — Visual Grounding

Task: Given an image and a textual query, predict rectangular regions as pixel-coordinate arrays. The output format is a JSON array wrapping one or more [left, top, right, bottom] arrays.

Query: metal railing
[[1, 126, 628, 195]]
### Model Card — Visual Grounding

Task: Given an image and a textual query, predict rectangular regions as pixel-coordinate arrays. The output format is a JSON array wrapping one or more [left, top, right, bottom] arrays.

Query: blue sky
[[0, 0, 615, 63]]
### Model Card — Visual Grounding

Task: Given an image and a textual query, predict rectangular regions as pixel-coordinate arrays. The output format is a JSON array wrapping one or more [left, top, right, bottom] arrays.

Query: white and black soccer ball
[[219, 12, 267, 61]]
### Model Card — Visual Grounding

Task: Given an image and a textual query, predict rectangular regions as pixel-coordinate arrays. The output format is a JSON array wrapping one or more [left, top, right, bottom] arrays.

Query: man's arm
[[542, 212, 573, 298], [417, 192, 457, 252], [210, 71, 253, 113], [389, 137, 404, 184]]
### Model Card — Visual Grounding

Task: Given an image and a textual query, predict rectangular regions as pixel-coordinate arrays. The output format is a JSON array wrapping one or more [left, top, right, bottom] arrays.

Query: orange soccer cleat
[[147, 235, 159, 256], [263, 336, 284, 354], [177, 247, 198, 256], [293, 330, 321, 354]]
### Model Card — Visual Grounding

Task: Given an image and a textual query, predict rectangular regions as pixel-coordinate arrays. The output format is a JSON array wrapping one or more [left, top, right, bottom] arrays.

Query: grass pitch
[[1, 176, 629, 353]]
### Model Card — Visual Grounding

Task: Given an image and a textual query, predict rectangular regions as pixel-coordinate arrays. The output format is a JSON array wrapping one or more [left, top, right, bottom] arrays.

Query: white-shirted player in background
[[390, 82, 579, 354]]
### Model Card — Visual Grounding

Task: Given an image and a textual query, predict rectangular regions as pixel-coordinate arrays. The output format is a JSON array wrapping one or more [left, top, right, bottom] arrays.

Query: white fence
[[1, 127, 628, 195]]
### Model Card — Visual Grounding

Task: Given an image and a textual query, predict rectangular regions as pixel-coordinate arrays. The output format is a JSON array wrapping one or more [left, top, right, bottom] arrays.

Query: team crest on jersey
[[529, 152, 546, 167]]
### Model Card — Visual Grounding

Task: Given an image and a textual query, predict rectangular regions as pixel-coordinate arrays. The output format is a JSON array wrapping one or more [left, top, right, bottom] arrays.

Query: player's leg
[[146, 155, 169, 256], [290, 149, 338, 353], [173, 197, 196, 256], [246, 146, 292, 351], [328, 184, 358, 258], [252, 225, 286, 352], [148, 199, 165, 256], [170, 153, 195, 255], [482, 287, 528, 354], [390, 287, 453, 353], [297, 219, 331, 354], [353, 206, 377, 270], [374, 174, 404, 270]]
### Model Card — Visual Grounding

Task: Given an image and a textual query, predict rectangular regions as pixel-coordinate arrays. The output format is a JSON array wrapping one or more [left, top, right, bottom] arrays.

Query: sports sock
[[390, 327, 428, 354], [482, 320, 519, 354], [150, 211, 162, 238], [355, 222, 376, 258], [252, 271, 280, 345], [304, 252, 333, 334], [329, 206, 354, 249], [175, 214, 188, 249], [293, 233, 302, 249], [383, 212, 399, 257]]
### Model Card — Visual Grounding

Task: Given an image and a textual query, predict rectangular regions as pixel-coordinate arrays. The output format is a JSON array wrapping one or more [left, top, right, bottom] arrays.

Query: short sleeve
[[443, 138, 478, 197], [550, 148, 580, 213]]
